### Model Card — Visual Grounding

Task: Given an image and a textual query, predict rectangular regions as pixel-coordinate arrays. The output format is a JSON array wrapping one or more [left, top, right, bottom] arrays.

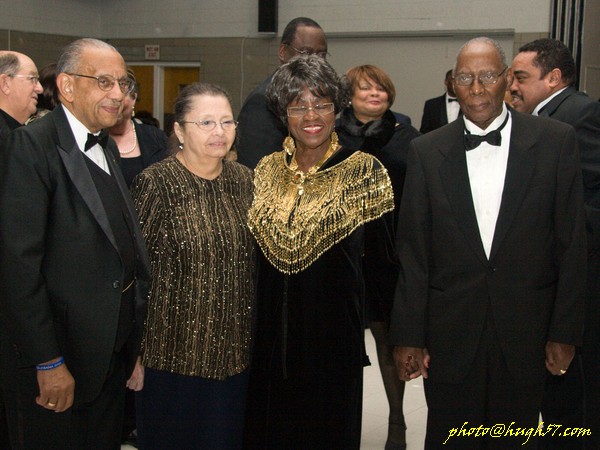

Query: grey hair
[[57, 38, 119, 74], [454, 37, 507, 75], [0, 52, 21, 76], [266, 54, 349, 126], [173, 82, 233, 123], [173, 82, 237, 150]]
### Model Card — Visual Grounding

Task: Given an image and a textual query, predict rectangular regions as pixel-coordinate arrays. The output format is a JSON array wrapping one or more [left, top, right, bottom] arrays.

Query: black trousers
[[0, 393, 9, 450], [540, 255, 600, 450], [3, 348, 128, 450], [423, 312, 544, 450]]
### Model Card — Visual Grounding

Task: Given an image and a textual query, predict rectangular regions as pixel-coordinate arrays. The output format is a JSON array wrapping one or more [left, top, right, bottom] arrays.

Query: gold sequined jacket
[[131, 156, 256, 379], [248, 149, 394, 274]]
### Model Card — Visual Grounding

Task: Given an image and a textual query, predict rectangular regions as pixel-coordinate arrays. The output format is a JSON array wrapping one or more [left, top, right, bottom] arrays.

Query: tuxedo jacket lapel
[[52, 108, 119, 254], [104, 142, 152, 279], [489, 113, 536, 260], [438, 96, 449, 125], [539, 86, 575, 118], [438, 120, 488, 264]]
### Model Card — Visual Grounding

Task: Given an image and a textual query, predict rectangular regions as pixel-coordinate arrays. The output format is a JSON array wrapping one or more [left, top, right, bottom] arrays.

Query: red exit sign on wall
[[145, 45, 160, 60]]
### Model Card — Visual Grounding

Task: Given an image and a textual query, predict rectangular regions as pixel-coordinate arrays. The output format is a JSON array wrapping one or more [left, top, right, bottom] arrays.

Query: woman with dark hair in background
[[26, 62, 58, 123], [336, 64, 421, 450], [131, 82, 256, 449], [244, 55, 395, 450], [109, 68, 169, 187]]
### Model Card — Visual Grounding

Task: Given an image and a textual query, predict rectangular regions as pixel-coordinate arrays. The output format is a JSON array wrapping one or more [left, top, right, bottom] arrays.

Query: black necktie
[[84, 131, 108, 151], [464, 113, 509, 151]]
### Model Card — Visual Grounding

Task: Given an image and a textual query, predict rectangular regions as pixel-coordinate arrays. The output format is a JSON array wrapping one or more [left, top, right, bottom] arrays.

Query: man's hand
[[126, 357, 144, 391], [393, 346, 430, 381], [36, 360, 75, 413], [545, 341, 575, 376]]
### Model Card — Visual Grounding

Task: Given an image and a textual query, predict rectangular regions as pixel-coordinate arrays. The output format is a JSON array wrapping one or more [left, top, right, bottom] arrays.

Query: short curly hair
[[266, 55, 348, 126]]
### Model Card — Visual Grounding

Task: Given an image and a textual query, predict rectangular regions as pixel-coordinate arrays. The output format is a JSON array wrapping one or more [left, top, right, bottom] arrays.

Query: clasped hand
[[393, 346, 430, 381]]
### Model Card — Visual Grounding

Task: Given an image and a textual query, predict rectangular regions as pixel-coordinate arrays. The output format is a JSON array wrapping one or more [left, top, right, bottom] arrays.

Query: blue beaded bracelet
[[36, 356, 65, 371]]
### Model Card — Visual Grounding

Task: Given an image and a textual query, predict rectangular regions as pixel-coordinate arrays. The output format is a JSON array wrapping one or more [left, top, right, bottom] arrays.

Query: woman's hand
[[126, 357, 145, 391]]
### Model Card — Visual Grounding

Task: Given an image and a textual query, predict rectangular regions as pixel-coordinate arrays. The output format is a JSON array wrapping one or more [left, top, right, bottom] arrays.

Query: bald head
[[453, 37, 509, 130], [0, 51, 42, 124]]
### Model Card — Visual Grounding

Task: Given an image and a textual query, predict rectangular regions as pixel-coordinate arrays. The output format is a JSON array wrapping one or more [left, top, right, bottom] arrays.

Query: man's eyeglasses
[[453, 66, 508, 87], [180, 120, 239, 131], [285, 44, 330, 60], [287, 103, 334, 117], [11, 74, 40, 85], [67, 73, 134, 94]]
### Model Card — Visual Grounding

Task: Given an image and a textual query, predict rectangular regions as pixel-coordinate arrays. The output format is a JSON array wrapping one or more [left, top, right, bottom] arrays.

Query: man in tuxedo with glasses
[[0, 38, 150, 449], [390, 37, 586, 450]]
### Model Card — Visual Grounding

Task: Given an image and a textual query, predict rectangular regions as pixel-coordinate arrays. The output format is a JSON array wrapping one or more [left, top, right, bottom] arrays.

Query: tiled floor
[[123, 328, 428, 450], [361, 328, 427, 450]]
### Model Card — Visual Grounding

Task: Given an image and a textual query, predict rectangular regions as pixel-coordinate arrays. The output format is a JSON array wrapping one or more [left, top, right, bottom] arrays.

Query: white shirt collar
[[61, 104, 110, 174], [61, 104, 99, 152], [464, 103, 509, 135], [532, 86, 568, 116]]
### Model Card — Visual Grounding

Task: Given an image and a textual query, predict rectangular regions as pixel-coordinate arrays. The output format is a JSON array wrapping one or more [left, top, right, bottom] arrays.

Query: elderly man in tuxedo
[[0, 38, 150, 449], [511, 38, 600, 450], [390, 37, 586, 450]]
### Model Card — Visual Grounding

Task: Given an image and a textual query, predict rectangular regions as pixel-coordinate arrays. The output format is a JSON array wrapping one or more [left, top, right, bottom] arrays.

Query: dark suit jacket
[[237, 75, 288, 169], [389, 111, 586, 385], [0, 109, 21, 142], [135, 120, 169, 168], [539, 86, 600, 255], [419, 94, 448, 133], [0, 105, 150, 404]]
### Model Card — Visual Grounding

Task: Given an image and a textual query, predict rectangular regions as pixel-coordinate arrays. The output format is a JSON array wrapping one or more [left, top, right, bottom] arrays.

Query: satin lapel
[[439, 96, 449, 125], [438, 120, 488, 264], [539, 86, 575, 118], [52, 108, 119, 254], [488, 113, 536, 260]]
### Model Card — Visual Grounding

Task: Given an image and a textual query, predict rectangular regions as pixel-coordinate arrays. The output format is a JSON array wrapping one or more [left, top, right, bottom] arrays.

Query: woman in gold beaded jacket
[[244, 55, 396, 450]]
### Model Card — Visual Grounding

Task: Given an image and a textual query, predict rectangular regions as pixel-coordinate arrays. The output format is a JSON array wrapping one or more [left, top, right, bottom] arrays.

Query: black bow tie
[[84, 131, 108, 151], [464, 113, 509, 151], [448, 97, 458, 103]]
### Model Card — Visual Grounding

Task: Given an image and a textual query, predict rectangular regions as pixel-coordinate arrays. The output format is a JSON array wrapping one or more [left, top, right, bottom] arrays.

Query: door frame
[[127, 62, 201, 129]]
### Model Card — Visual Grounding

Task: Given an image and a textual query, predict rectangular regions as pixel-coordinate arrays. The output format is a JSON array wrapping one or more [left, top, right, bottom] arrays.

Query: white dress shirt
[[532, 86, 568, 116], [446, 93, 461, 123], [62, 104, 110, 174], [464, 103, 511, 258]]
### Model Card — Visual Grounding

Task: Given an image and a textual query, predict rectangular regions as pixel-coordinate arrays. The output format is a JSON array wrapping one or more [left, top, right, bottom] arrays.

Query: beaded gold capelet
[[248, 150, 394, 274]]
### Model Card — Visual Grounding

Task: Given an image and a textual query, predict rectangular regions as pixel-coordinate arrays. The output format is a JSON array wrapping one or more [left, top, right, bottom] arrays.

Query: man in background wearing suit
[[0, 38, 150, 449], [236, 17, 327, 168], [0, 49, 43, 450], [390, 37, 586, 449], [511, 38, 600, 450], [419, 69, 460, 133], [0, 51, 42, 137]]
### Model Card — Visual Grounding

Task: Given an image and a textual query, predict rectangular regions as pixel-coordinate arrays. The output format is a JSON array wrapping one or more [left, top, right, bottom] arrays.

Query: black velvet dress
[[245, 147, 395, 450], [336, 108, 421, 321]]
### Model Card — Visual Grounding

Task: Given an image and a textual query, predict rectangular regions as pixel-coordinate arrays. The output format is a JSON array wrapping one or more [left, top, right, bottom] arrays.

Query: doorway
[[127, 64, 201, 134]]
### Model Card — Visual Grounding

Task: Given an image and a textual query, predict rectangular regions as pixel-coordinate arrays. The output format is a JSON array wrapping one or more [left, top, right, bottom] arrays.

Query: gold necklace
[[118, 120, 138, 155], [287, 131, 339, 195]]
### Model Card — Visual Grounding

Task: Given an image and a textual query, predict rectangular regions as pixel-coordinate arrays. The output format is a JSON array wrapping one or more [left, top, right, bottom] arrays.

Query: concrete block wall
[[1, 0, 554, 121]]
